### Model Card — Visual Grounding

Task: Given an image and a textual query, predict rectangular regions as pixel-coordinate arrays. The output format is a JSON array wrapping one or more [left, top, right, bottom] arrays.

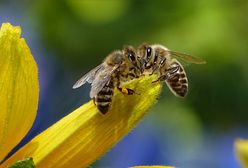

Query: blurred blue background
[[1, 0, 248, 167]]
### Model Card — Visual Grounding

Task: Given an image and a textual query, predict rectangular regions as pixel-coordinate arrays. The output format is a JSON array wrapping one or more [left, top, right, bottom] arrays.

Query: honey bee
[[137, 44, 206, 97], [73, 46, 141, 114]]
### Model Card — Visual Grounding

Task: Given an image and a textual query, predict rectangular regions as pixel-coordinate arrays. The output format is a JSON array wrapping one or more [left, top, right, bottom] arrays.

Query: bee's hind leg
[[117, 87, 140, 95], [116, 73, 140, 95]]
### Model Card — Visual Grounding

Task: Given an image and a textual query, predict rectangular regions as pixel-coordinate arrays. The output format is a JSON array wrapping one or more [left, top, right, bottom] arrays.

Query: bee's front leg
[[149, 65, 159, 75]]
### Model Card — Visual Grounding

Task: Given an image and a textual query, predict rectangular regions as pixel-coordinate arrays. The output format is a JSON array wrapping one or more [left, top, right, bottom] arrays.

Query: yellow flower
[[0, 23, 39, 162], [0, 23, 172, 167], [235, 139, 248, 168]]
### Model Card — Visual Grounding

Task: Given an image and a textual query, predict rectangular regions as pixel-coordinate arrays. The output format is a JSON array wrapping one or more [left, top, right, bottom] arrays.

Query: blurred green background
[[1, 0, 248, 167]]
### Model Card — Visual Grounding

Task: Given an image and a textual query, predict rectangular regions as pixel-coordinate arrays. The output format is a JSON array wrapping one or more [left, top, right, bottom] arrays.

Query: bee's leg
[[93, 97, 96, 105], [152, 65, 179, 83], [152, 74, 169, 83], [116, 73, 140, 95], [150, 57, 166, 75], [149, 65, 159, 75], [133, 68, 142, 78], [117, 87, 139, 95], [128, 66, 140, 78], [128, 73, 139, 79]]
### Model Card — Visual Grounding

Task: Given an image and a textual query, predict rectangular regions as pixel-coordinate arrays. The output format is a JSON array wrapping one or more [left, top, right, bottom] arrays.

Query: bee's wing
[[72, 64, 104, 89], [90, 65, 119, 98], [169, 51, 206, 64]]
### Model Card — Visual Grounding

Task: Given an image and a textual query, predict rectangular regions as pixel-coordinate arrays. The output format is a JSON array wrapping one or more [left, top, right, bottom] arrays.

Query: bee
[[73, 46, 141, 114], [117, 45, 142, 82], [137, 44, 206, 97]]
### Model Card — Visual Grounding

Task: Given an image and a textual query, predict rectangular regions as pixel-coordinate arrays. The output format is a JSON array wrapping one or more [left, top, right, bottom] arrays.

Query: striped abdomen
[[95, 79, 114, 114], [166, 62, 188, 97]]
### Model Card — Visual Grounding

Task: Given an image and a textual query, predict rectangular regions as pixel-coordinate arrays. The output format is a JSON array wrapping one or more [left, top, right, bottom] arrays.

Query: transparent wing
[[90, 65, 119, 98], [72, 64, 104, 89], [169, 51, 206, 64]]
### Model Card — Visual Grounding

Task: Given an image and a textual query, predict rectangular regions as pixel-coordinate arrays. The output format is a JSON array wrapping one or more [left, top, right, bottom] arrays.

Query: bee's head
[[138, 44, 170, 72], [137, 44, 154, 73], [123, 45, 141, 70]]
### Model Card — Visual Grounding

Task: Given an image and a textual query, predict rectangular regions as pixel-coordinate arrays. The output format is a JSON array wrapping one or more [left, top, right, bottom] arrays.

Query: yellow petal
[[0, 23, 39, 161], [1, 74, 161, 168], [235, 139, 248, 168], [130, 166, 174, 168]]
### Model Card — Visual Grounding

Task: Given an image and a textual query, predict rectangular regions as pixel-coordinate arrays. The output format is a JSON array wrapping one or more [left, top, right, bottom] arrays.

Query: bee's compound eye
[[128, 52, 136, 62], [146, 47, 152, 59]]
